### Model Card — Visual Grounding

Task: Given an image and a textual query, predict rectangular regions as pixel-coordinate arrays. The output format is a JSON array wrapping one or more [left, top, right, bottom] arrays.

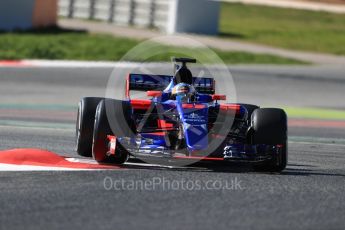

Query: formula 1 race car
[[76, 58, 287, 172]]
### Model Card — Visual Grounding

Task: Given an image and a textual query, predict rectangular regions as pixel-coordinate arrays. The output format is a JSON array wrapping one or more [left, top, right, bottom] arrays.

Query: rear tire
[[251, 108, 287, 172], [76, 97, 103, 157], [92, 99, 135, 164]]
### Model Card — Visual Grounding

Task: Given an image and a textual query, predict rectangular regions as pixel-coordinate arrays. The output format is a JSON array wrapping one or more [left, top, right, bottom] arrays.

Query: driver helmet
[[172, 83, 195, 102]]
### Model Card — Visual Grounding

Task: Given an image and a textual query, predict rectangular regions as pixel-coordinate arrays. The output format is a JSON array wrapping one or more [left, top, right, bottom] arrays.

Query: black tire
[[76, 97, 103, 157], [251, 108, 288, 172], [92, 99, 135, 164]]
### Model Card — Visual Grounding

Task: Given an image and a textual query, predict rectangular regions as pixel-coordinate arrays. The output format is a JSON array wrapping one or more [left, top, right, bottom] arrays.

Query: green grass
[[283, 107, 345, 120], [0, 28, 303, 64], [220, 3, 345, 55], [0, 29, 138, 60]]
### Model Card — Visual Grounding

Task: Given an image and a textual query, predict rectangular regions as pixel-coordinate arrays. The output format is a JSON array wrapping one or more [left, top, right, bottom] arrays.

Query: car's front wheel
[[251, 108, 288, 172], [92, 99, 135, 164], [76, 97, 103, 157]]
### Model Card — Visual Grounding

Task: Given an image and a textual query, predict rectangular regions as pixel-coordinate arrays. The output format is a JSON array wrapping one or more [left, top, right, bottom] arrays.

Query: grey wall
[[169, 0, 220, 35], [0, 0, 36, 31], [58, 0, 170, 30]]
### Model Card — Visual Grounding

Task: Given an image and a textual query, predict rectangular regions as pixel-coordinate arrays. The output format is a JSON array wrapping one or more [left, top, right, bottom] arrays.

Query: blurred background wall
[[0, 0, 36, 30], [0, 0, 57, 31], [0, 0, 219, 34], [58, 0, 220, 34], [32, 0, 58, 28]]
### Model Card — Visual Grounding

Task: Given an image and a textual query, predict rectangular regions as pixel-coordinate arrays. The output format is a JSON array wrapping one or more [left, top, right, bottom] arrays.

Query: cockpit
[[171, 83, 196, 103]]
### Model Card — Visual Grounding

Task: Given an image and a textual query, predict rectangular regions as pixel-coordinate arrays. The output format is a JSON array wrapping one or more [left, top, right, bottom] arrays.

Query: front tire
[[76, 97, 103, 157], [92, 99, 135, 164], [251, 108, 288, 172]]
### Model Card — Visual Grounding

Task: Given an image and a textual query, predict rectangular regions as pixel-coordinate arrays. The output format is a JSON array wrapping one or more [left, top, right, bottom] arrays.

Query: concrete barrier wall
[[167, 0, 220, 35], [58, 0, 170, 30], [32, 0, 58, 28], [0, 0, 57, 31], [0, 0, 36, 30], [58, 0, 220, 35]]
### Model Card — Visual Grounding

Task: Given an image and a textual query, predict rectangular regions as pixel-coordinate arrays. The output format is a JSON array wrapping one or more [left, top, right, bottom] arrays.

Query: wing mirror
[[147, 91, 162, 97]]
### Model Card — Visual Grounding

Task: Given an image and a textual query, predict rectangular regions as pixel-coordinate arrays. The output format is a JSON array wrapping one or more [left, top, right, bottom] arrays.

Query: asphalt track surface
[[0, 65, 344, 230]]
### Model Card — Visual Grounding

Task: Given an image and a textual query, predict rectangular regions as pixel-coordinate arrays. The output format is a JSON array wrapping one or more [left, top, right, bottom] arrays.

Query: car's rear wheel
[[251, 108, 288, 172], [76, 97, 103, 157], [92, 99, 135, 164]]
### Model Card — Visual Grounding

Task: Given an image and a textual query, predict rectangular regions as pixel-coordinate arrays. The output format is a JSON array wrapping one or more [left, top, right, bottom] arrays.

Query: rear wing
[[126, 74, 215, 98]]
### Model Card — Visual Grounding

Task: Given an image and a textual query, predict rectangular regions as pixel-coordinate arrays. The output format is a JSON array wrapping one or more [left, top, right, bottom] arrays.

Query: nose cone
[[177, 103, 209, 151]]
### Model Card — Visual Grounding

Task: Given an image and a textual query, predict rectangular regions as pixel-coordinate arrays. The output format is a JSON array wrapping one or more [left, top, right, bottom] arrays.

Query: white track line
[[0, 163, 91, 171], [0, 60, 172, 68], [289, 141, 345, 147]]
